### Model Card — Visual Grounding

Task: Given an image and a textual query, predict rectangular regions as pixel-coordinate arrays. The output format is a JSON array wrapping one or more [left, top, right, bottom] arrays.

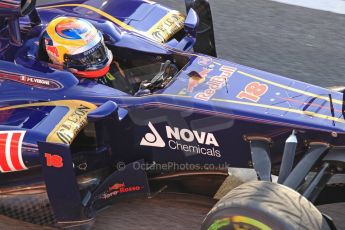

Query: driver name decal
[[140, 122, 221, 158], [194, 65, 237, 101], [0, 71, 63, 90]]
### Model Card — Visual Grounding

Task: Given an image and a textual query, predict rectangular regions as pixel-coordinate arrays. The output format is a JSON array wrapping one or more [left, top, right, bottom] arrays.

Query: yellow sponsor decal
[[0, 100, 97, 145], [47, 103, 96, 144], [147, 11, 185, 42]]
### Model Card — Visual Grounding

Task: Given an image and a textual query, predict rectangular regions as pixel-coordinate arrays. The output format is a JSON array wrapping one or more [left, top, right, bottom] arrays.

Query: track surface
[[2, 0, 344, 229], [0, 193, 215, 230], [158, 0, 345, 87], [0, 193, 344, 230]]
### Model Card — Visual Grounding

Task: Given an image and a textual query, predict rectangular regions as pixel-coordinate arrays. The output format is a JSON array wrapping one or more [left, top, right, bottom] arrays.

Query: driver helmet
[[43, 17, 113, 78]]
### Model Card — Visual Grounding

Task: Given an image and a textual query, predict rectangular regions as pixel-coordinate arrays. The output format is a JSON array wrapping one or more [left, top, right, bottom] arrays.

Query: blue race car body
[[0, 0, 344, 228]]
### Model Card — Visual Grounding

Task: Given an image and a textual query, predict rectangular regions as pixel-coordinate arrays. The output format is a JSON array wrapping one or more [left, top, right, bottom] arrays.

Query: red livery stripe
[[0, 131, 27, 173], [0, 133, 10, 172]]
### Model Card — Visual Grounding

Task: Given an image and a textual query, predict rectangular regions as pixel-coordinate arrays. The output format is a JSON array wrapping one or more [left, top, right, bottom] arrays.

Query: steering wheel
[[150, 60, 171, 84]]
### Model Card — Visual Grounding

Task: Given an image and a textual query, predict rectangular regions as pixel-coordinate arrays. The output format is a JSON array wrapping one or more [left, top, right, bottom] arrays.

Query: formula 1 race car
[[0, 0, 344, 229]]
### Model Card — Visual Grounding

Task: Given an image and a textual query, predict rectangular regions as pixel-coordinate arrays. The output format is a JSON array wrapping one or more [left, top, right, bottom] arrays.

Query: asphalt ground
[[157, 0, 345, 87], [0, 193, 215, 230], [2, 0, 344, 229]]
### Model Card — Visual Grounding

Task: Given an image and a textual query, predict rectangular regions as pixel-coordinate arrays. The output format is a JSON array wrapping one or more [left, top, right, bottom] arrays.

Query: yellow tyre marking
[[208, 216, 272, 230], [233, 216, 272, 230]]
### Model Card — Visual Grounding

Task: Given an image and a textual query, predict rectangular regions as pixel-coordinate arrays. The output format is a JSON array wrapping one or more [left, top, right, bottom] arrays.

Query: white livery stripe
[[17, 131, 27, 170], [5, 132, 16, 172], [0, 131, 27, 173]]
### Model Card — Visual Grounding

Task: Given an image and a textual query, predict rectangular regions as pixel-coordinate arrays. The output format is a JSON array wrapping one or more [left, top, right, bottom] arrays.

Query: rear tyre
[[202, 181, 330, 230]]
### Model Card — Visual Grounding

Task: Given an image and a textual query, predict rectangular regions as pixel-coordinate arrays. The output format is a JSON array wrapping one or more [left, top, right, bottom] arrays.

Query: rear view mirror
[[0, 0, 36, 17], [184, 8, 199, 35]]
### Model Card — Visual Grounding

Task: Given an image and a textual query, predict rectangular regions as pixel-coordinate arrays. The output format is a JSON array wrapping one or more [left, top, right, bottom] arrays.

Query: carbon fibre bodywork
[[0, 0, 344, 228]]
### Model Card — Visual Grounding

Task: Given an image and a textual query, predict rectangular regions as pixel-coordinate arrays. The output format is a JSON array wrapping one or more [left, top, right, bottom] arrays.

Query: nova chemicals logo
[[140, 122, 166, 147], [140, 122, 221, 158]]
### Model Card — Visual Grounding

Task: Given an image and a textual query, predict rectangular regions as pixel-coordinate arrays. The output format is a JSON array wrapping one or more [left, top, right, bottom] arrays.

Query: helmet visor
[[64, 40, 110, 71]]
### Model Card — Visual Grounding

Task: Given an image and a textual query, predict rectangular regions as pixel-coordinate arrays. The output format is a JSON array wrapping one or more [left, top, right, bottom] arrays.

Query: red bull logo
[[187, 68, 212, 92], [195, 65, 237, 101]]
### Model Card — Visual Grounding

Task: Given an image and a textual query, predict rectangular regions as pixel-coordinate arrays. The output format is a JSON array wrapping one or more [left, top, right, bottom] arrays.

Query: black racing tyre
[[201, 181, 330, 230]]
